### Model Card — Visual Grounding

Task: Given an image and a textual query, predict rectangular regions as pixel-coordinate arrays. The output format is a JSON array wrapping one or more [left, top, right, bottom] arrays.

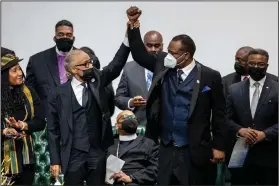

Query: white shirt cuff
[[123, 37, 130, 47], [128, 98, 135, 110]]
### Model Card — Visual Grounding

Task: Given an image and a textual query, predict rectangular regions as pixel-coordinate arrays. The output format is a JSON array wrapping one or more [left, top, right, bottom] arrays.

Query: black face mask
[[234, 62, 246, 75], [121, 118, 138, 134], [81, 67, 95, 81], [55, 38, 74, 52], [248, 67, 267, 81]]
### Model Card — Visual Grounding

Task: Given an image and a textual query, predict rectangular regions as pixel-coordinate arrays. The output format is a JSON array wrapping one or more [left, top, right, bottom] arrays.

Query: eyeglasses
[[117, 114, 136, 123], [75, 60, 91, 68], [247, 61, 267, 68]]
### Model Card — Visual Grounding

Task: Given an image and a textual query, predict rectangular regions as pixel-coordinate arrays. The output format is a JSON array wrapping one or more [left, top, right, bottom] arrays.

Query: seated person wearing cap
[[108, 110, 158, 185]]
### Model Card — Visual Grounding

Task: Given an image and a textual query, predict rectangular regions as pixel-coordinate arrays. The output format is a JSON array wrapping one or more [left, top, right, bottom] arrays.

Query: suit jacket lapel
[[188, 63, 201, 118], [254, 78, 272, 119], [61, 82, 73, 131], [147, 67, 169, 100], [118, 136, 143, 158], [87, 69, 102, 110], [138, 65, 148, 95], [87, 69, 108, 138], [46, 47, 60, 86]]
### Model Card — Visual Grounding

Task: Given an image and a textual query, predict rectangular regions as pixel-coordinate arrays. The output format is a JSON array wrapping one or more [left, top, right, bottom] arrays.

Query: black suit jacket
[[222, 72, 278, 96], [127, 28, 227, 166], [108, 136, 158, 185], [47, 43, 130, 173], [105, 83, 115, 116], [226, 77, 278, 168]]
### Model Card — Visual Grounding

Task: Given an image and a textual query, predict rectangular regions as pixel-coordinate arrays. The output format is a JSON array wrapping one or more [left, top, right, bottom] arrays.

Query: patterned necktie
[[243, 76, 249, 81], [81, 82, 89, 107], [251, 82, 260, 118], [177, 69, 184, 84], [146, 71, 153, 90]]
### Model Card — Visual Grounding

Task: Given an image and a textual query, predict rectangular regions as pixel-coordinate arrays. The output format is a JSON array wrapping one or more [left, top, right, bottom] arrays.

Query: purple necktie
[[57, 54, 67, 84]]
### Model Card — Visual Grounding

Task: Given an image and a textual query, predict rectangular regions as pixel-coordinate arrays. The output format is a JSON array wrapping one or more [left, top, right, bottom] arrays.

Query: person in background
[[80, 46, 115, 116], [1, 47, 46, 185], [108, 110, 158, 185], [26, 19, 77, 117], [226, 49, 278, 185], [222, 46, 277, 96], [115, 31, 163, 126]]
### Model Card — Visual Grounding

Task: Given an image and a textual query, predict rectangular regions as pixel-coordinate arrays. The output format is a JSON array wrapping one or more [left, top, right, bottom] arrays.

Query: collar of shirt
[[56, 46, 73, 56], [119, 133, 137, 141], [241, 75, 250, 81], [71, 76, 86, 89], [177, 59, 196, 81], [249, 75, 266, 88]]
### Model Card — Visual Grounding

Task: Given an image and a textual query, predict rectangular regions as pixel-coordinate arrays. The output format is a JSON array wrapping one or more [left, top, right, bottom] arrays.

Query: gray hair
[[64, 49, 84, 79]]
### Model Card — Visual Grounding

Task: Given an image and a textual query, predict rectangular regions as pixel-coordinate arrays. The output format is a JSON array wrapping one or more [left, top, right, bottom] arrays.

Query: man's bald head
[[235, 46, 254, 62], [234, 46, 254, 75], [143, 30, 163, 54]]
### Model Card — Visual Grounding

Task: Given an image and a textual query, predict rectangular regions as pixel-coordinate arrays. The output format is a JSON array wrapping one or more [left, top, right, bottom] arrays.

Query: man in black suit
[[125, 7, 227, 185], [80, 46, 115, 116], [108, 110, 158, 185], [47, 39, 130, 185], [115, 30, 163, 126], [222, 46, 277, 96], [226, 48, 278, 185], [25, 20, 76, 116]]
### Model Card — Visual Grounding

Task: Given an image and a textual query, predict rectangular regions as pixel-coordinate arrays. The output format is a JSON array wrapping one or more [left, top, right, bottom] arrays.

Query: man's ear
[[53, 36, 57, 43], [71, 67, 77, 75]]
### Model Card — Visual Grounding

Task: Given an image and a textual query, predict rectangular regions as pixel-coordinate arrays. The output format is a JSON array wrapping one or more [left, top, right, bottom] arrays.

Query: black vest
[[71, 86, 102, 152]]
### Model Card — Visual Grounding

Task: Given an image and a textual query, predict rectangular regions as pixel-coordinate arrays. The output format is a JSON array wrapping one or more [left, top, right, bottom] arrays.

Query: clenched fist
[[126, 6, 142, 22]]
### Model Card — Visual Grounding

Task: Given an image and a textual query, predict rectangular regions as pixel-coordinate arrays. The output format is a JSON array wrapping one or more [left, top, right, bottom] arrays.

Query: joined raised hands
[[126, 6, 141, 30]]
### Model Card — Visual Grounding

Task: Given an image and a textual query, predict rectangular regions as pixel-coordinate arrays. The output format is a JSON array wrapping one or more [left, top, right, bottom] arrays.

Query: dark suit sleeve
[[211, 71, 228, 151], [128, 28, 158, 72], [222, 78, 228, 97], [130, 141, 159, 185], [25, 87, 46, 133], [101, 43, 130, 87], [25, 56, 36, 89], [47, 89, 61, 165], [105, 83, 115, 116], [115, 68, 131, 110], [264, 124, 278, 140], [226, 87, 242, 136]]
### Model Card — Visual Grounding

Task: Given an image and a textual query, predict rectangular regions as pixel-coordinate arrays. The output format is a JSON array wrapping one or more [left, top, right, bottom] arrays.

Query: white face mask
[[164, 53, 177, 68], [164, 53, 186, 68]]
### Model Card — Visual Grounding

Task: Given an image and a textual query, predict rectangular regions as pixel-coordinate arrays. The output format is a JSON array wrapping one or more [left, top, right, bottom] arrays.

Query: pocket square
[[202, 86, 211, 92]]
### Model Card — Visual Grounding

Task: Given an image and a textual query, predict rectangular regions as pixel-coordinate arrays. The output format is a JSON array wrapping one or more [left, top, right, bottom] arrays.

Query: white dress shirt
[[178, 59, 196, 80], [71, 77, 87, 106], [119, 133, 137, 141], [249, 76, 266, 106]]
